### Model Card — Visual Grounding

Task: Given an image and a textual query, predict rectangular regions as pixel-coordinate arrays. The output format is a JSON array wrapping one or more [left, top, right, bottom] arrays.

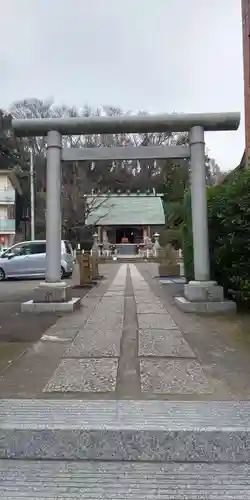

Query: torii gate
[[12, 112, 240, 313]]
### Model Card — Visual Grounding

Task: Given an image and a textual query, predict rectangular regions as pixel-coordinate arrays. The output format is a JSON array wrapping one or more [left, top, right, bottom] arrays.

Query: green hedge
[[182, 169, 250, 301]]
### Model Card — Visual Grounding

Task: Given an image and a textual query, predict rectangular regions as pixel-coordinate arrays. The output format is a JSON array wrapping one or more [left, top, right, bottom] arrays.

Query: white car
[[0, 240, 74, 281]]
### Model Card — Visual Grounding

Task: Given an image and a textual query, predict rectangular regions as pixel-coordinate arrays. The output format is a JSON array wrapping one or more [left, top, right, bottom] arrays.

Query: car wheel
[[0, 268, 5, 281], [61, 266, 65, 278]]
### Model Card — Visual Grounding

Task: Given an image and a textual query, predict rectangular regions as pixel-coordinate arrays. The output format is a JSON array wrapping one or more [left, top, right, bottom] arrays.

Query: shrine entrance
[[12, 111, 240, 313], [116, 227, 143, 244]]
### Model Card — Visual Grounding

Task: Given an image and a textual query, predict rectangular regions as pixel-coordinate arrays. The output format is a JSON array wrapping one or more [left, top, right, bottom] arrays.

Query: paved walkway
[[1, 263, 250, 399], [2, 263, 250, 498]]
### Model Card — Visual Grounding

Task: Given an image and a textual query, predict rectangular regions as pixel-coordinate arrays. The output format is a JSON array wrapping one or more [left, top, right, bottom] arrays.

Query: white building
[[0, 170, 22, 250]]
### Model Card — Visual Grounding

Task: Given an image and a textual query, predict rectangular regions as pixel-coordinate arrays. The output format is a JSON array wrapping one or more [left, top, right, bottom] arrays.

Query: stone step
[[0, 460, 249, 499], [1, 399, 250, 462]]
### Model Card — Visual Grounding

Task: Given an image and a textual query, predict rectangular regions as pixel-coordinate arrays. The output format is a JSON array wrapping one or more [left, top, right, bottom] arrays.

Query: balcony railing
[[0, 218, 15, 232], [0, 189, 15, 203]]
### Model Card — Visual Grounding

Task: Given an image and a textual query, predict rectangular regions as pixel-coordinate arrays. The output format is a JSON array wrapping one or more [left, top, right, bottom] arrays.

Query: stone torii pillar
[[189, 126, 210, 281], [174, 125, 235, 312], [23, 130, 80, 312], [45, 131, 63, 283]]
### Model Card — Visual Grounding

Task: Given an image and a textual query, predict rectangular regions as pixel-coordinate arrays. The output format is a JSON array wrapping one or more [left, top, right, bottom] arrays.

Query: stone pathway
[[2, 264, 250, 499], [35, 263, 223, 399], [2, 262, 249, 399], [44, 264, 127, 394], [130, 264, 212, 396]]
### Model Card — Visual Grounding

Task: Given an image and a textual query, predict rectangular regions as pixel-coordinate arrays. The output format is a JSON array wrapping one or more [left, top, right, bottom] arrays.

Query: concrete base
[[184, 280, 224, 302], [159, 277, 186, 284], [174, 296, 236, 313], [174, 280, 236, 313], [21, 297, 81, 313], [33, 281, 72, 303]]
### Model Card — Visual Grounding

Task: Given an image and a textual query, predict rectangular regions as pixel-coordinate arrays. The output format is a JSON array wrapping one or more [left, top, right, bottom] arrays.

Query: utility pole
[[30, 149, 35, 240]]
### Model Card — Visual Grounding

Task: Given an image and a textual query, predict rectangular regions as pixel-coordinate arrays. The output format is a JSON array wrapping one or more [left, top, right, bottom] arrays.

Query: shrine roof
[[85, 193, 165, 226]]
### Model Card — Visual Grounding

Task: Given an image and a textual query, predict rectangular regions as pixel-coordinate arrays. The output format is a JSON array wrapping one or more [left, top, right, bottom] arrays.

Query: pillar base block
[[21, 297, 81, 313], [21, 281, 81, 313], [33, 281, 73, 303], [184, 280, 224, 302], [175, 280, 236, 314], [174, 296, 236, 314]]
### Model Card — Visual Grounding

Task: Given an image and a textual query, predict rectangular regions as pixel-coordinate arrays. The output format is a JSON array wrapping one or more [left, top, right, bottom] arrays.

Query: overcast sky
[[1, 0, 243, 171]]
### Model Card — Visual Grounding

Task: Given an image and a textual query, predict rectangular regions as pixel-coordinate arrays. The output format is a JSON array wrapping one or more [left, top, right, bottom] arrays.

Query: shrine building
[[85, 191, 165, 255]]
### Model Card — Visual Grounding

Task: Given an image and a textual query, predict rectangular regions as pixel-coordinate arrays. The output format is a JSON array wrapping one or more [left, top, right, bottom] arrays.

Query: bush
[[182, 169, 250, 302]]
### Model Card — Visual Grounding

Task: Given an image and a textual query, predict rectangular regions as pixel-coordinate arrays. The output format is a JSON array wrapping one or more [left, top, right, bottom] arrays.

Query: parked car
[[0, 248, 8, 256], [0, 240, 74, 281]]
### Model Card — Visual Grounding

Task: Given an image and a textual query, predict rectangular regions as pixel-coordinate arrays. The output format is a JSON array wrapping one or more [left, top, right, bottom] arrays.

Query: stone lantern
[[92, 232, 99, 256], [153, 232, 161, 258]]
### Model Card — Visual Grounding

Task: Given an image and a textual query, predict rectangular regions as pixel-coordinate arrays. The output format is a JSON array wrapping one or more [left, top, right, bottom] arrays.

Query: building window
[[7, 205, 15, 219]]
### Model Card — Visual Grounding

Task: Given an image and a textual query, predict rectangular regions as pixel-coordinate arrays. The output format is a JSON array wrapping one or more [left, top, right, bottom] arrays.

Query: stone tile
[[96, 307, 124, 317], [134, 292, 151, 296], [99, 298, 124, 305], [108, 287, 125, 292], [97, 299, 124, 314], [134, 295, 159, 304], [86, 312, 123, 330], [44, 359, 118, 393], [136, 302, 166, 314], [140, 359, 212, 394], [133, 286, 150, 291], [64, 327, 122, 357], [138, 313, 177, 330], [0, 460, 250, 497], [3, 399, 250, 462], [139, 329, 196, 358]]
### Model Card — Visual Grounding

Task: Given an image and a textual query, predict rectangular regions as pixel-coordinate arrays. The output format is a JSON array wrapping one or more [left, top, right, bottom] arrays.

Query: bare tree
[[0, 109, 27, 169], [7, 99, 222, 240]]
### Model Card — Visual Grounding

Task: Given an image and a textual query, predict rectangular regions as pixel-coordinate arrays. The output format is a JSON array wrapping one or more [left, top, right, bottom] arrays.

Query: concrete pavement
[[0, 279, 64, 373], [0, 279, 41, 299], [0, 264, 111, 373]]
